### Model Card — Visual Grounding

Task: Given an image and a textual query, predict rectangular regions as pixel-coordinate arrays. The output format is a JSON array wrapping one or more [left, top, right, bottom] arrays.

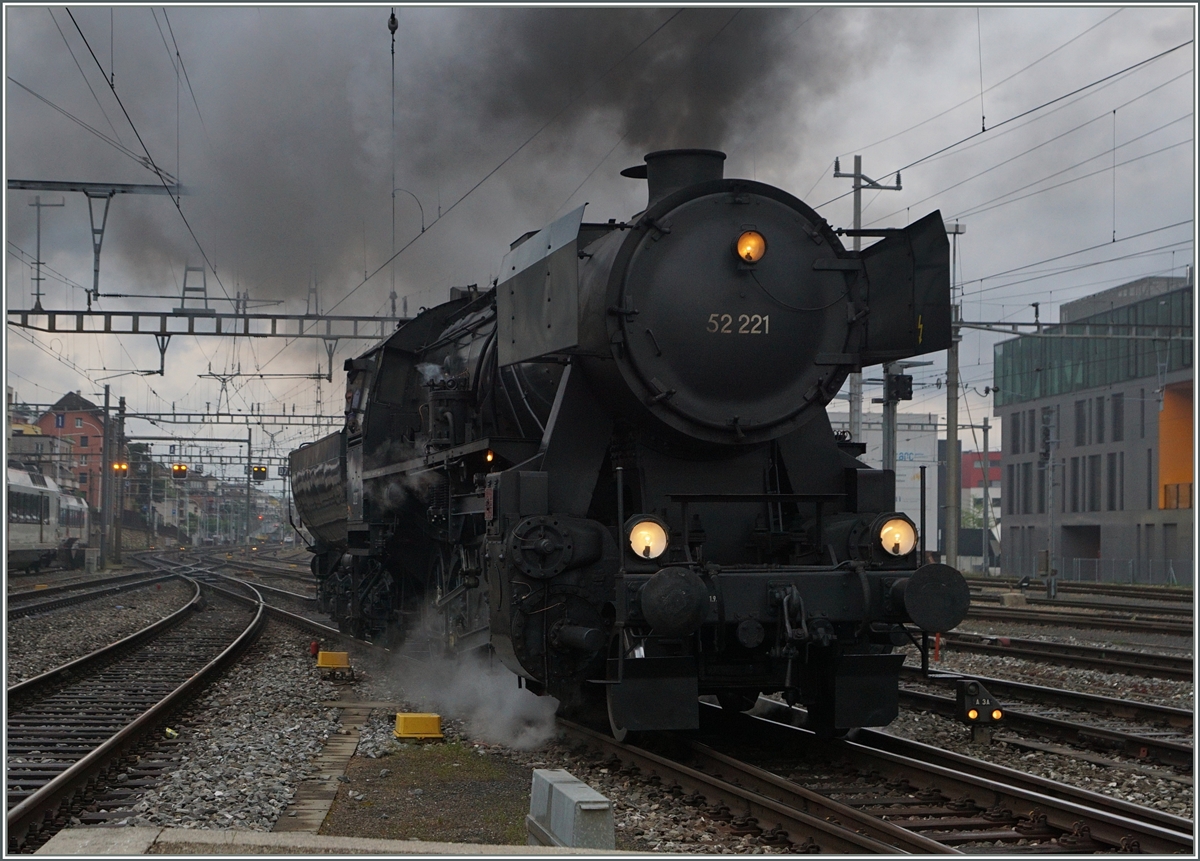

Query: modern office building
[[993, 272, 1193, 583]]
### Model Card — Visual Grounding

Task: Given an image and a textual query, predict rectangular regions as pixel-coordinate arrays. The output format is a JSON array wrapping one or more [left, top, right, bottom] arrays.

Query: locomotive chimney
[[622, 149, 726, 210]]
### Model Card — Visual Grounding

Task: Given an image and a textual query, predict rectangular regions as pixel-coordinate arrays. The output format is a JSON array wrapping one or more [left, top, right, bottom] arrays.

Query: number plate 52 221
[[707, 313, 769, 334]]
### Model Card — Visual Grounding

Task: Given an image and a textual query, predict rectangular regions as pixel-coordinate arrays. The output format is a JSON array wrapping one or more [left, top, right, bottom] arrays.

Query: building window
[[1111, 393, 1123, 442], [75, 417, 83, 428], [79, 472, 88, 484], [1074, 400, 1086, 446], [1070, 457, 1080, 512], [34, 442, 44, 453], [1060, 459, 1066, 512], [80, 435, 89, 448], [1147, 448, 1154, 509], [80, 454, 88, 465], [1007, 465, 1016, 515], [1010, 413, 1021, 454], [1026, 411, 1036, 457], [1119, 452, 1124, 511], [1139, 388, 1145, 438], [1107, 453, 1118, 511], [1021, 462, 1032, 514], [1037, 463, 1046, 514], [1095, 396, 1105, 443], [1088, 455, 1101, 511]]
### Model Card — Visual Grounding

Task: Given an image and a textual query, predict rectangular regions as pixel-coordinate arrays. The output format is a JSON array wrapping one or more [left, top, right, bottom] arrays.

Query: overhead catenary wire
[[6, 77, 175, 183], [950, 135, 1191, 223], [814, 38, 1192, 212], [64, 8, 232, 306], [320, 8, 685, 318], [48, 8, 124, 146], [251, 7, 689, 379], [862, 70, 1194, 227], [839, 8, 1124, 158]]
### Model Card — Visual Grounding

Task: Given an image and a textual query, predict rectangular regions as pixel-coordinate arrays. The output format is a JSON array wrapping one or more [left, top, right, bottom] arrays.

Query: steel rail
[[969, 592, 1194, 617], [556, 719, 947, 854], [6, 578, 202, 700], [7, 573, 179, 619], [965, 605, 1193, 635], [901, 666, 1193, 730], [743, 700, 1193, 853], [963, 576, 1193, 602], [898, 689, 1193, 771], [935, 632, 1194, 681], [6, 580, 265, 847], [8, 570, 174, 602]]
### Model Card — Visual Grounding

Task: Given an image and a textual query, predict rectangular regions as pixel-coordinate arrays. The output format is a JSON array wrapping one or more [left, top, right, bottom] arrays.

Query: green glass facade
[[994, 287, 1192, 407]]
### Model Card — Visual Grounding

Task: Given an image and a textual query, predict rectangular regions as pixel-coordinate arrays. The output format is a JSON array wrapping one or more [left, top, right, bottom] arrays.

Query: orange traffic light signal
[[172, 463, 189, 479]]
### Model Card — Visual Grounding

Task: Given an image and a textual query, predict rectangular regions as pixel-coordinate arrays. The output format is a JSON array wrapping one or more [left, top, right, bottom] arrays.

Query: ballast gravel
[[24, 588, 1193, 850], [6, 579, 196, 687], [98, 623, 341, 832]]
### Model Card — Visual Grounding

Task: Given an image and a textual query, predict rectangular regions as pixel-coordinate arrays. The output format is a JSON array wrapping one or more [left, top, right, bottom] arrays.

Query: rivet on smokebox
[[394, 713, 444, 741], [164, 728, 178, 738]]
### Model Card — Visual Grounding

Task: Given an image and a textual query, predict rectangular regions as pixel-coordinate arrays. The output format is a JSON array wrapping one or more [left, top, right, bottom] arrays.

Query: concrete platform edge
[[36, 826, 632, 855]]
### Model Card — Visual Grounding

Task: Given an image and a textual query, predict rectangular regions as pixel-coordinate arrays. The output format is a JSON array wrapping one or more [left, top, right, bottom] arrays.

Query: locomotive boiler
[[290, 149, 970, 737]]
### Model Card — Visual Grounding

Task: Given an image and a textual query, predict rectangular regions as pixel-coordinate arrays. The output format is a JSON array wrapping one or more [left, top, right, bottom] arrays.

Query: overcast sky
[[4, 5, 1196, 472]]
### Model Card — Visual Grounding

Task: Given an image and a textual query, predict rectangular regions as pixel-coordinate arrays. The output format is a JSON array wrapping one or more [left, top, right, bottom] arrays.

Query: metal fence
[[1061, 557, 1193, 586]]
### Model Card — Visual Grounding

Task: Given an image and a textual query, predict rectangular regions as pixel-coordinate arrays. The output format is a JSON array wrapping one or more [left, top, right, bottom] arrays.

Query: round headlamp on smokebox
[[625, 515, 669, 560], [734, 230, 767, 263], [849, 512, 919, 563]]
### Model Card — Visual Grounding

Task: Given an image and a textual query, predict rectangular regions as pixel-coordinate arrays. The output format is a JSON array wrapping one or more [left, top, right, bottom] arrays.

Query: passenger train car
[[6, 466, 90, 572]]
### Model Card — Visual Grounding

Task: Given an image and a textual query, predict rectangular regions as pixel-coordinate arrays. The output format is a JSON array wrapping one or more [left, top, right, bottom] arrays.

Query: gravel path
[[6, 579, 196, 687]]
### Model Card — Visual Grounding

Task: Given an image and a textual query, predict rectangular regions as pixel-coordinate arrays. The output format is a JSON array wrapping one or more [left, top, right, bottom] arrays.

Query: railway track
[[897, 687, 1192, 773], [970, 592, 1195, 617], [934, 632, 1194, 681], [7, 573, 181, 620], [5, 562, 265, 851], [964, 577, 1194, 603], [560, 700, 1192, 853], [965, 604, 1193, 635], [899, 666, 1191, 730]]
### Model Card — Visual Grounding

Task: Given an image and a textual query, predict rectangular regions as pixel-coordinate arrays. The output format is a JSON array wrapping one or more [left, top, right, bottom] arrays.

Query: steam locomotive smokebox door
[[607, 657, 698, 731], [498, 206, 586, 366]]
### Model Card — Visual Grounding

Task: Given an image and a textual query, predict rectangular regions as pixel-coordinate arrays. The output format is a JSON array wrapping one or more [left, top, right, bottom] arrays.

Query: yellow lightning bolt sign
[[917, 314, 923, 345]]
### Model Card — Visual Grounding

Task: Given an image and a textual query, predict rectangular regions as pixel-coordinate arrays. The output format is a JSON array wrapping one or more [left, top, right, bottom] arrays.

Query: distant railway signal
[[112, 461, 128, 475], [252, 465, 267, 482], [172, 464, 188, 480], [885, 373, 914, 402], [956, 679, 1003, 743]]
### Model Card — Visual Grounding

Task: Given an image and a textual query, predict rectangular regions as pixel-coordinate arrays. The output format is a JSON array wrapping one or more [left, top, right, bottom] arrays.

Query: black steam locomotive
[[289, 149, 969, 737]]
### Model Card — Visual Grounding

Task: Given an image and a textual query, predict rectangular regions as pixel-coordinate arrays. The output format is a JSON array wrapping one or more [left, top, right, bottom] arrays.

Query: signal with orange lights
[[955, 679, 1003, 725], [172, 463, 188, 480]]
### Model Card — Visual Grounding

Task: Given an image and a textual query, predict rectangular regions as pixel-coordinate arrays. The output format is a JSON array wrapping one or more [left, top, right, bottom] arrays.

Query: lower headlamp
[[626, 515, 669, 559]]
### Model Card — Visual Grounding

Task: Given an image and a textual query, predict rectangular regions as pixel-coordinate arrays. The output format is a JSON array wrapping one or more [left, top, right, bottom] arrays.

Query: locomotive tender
[[290, 149, 970, 736]]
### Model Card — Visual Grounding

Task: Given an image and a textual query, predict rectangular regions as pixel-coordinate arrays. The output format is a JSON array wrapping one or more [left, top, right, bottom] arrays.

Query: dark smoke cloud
[[6, 7, 953, 315]]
